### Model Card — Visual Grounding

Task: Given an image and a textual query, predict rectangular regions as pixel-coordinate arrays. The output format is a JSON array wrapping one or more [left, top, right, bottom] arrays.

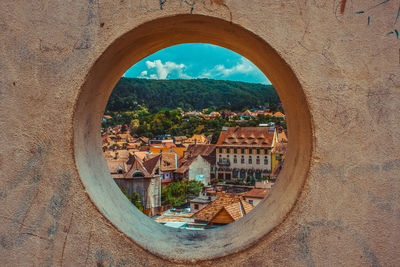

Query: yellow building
[[271, 130, 288, 177]]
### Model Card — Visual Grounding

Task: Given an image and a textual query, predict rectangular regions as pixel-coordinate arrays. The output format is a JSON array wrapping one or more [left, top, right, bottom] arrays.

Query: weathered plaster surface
[[0, 0, 399, 266]]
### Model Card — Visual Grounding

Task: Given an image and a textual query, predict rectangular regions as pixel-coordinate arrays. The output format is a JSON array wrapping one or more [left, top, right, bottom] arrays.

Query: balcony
[[217, 160, 231, 166]]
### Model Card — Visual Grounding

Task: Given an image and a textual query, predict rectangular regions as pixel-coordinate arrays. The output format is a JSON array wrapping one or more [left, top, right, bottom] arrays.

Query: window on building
[[249, 149, 253, 154], [249, 200, 253, 205], [234, 148, 237, 154], [234, 155, 237, 163], [256, 156, 260, 164], [219, 155, 222, 163], [227, 148, 230, 153], [219, 148, 222, 153], [241, 156, 245, 164], [265, 149, 268, 154], [194, 204, 199, 210], [240, 169, 246, 179], [257, 149, 260, 154], [249, 156, 252, 164], [264, 156, 268, 165], [241, 148, 245, 154], [233, 169, 238, 178]]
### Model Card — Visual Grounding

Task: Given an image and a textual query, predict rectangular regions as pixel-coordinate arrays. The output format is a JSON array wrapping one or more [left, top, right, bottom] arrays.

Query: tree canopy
[[106, 78, 280, 113], [161, 180, 204, 207]]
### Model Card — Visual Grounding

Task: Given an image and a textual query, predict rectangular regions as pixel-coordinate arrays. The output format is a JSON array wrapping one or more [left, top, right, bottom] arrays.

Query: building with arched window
[[109, 154, 161, 214]]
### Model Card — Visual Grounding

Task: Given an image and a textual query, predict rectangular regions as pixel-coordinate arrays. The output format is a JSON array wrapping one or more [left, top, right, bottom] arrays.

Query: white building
[[215, 126, 277, 180], [175, 144, 216, 184]]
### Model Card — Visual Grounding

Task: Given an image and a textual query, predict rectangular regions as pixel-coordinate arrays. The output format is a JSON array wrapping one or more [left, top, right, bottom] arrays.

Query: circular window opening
[[102, 43, 287, 229], [74, 15, 312, 261]]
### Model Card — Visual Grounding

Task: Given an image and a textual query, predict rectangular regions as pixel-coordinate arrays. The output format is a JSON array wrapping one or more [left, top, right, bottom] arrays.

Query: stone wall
[[0, 0, 399, 266]]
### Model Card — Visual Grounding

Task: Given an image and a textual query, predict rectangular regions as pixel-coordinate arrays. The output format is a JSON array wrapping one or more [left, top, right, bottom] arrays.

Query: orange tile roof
[[216, 127, 274, 147], [242, 188, 269, 199], [273, 112, 285, 117], [191, 193, 254, 223]]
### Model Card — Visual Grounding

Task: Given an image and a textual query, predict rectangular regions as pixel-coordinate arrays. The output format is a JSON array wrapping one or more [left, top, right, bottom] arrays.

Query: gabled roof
[[160, 152, 177, 171], [143, 154, 161, 175], [191, 193, 254, 223], [277, 130, 288, 143], [223, 201, 254, 221], [175, 145, 216, 174], [124, 154, 151, 178]]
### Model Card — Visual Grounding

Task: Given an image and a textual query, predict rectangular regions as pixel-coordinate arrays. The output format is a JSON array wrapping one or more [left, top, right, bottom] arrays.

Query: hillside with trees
[[106, 78, 280, 113]]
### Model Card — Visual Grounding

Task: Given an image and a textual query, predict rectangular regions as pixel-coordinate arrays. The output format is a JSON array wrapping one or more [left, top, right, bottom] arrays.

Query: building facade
[[215, 126, 277, 180], [175, 144, 216, 183], [188, 155, 213, 184]]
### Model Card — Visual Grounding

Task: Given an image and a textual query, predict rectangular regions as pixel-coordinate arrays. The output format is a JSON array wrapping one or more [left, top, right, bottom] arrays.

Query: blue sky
[[123, 43, 271, 85]]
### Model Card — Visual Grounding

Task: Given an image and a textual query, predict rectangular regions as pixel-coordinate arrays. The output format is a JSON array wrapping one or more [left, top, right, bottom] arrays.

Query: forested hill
[[106, 78, 280, 113]]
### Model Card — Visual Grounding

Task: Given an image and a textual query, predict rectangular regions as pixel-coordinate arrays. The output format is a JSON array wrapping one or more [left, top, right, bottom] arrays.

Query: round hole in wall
[[73, 14, 312, 261]]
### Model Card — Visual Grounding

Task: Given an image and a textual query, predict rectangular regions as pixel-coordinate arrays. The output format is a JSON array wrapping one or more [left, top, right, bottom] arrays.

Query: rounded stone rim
[[73, 14, 313, 262]]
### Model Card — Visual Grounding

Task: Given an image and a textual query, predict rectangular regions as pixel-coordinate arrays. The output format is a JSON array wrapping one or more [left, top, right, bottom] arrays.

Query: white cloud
[[199, 58, 256, 78], [139, 70, 148, 77], [140, 59, 191, 79]]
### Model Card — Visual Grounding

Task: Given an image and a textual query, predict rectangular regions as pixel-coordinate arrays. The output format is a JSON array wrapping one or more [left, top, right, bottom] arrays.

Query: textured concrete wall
[[0, 0, 399, 266]]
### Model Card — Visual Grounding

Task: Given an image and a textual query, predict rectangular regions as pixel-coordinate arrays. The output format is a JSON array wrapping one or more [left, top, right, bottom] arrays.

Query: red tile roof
[[241, 188, 269, 199]]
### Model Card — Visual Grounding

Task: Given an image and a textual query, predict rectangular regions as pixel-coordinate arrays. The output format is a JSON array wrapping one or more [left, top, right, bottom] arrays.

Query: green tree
[[121, 188, 144, 211], [187, 181, 203, 198], [129, 119, 140, 134], [161, 181, 188, 207]]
